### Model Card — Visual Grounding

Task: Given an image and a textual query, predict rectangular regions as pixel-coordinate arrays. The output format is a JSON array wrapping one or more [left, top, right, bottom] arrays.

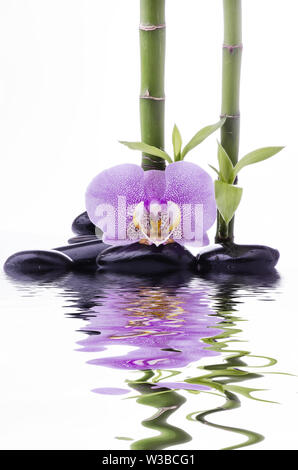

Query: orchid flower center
[[133, 199, 181, 246]]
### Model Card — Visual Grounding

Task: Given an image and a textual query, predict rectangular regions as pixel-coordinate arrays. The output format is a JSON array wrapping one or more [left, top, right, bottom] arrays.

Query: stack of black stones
[[4, 211, 279, 278]]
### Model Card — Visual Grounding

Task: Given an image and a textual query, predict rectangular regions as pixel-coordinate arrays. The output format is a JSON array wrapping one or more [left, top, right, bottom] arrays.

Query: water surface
[[2, 267, 291, 450]]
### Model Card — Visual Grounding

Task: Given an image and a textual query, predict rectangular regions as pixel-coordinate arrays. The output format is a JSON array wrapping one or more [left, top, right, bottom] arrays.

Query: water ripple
[[5, 268, 286, 449]]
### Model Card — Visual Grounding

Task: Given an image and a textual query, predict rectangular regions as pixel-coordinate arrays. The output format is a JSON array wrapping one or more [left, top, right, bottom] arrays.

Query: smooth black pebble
[[68, 235, 98, 244], [55, 240, 109, 270], [4, 250, 73, 277], [197, 243, 280, 274], [72, 211, 98, 236], [96, 242, 196, 274]]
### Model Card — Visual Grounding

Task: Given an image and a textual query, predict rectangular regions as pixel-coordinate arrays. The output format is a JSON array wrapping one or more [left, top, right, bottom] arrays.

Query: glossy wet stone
[[96, 242, 196, 274], [55, 240, 109, 270], [4, 250, 73, 277], [71, 211, 98, 236], [197, 243, 280, 274], [68, 235, 99, 244]]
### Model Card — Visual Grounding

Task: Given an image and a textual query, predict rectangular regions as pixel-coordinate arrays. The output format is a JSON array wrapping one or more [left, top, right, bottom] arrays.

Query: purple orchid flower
[[85, 161, 216, 246]]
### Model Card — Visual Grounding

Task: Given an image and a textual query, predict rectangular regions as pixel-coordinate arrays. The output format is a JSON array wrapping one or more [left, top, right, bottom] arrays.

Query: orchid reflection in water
[[53, 270, 283, 450], [77, 275, 220, 371]]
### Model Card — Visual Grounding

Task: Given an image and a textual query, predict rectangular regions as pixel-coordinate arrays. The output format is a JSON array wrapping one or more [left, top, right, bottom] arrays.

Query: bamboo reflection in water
[[126, 273, 282, 450]]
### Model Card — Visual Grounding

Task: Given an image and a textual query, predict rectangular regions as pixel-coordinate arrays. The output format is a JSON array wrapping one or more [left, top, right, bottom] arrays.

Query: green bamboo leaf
[[119, 141, 173, 163], [234, 146, 284, 176], [172, 124, 182, 161], [181, 117, 226, 159], [208, 164, 222, 179], [217, 141, 235, 183], [215, 180, 243, 225]]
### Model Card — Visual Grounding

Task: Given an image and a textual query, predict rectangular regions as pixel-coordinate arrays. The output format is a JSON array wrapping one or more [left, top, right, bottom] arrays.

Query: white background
[[0, 0, 298, 450], [0, 0, 296, 258]]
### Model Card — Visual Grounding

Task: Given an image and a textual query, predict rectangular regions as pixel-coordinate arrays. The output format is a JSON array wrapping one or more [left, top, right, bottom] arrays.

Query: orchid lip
[[133, 200, 181, 246]]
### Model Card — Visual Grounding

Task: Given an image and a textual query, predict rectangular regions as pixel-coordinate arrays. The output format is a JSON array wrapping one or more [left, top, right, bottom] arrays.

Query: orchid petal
[[143, 170, 166, 201], [164, 161, 216, 232], [85, 164, 146, 237]]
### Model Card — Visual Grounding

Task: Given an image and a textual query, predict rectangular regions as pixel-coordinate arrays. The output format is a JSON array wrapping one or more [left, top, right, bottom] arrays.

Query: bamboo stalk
[[140, 0, 166, 171], [216, 0, 242, 242]]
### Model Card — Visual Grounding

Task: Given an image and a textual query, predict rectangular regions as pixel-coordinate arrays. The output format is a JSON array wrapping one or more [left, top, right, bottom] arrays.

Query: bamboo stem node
[[140, 90, 165, 101], [223, 43, 243, 52], [220, 113, 240, 119], [139, 23, 166, 31]]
